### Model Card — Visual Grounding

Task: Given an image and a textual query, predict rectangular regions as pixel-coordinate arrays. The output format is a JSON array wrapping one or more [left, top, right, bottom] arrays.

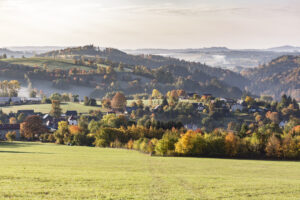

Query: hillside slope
[[242, 55, 300, 100], [39, 45, 249, 90]]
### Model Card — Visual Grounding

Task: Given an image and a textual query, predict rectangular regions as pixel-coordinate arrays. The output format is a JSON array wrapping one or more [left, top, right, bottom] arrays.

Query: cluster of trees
[[41, 93, 79, 103], [94, 118, 300, 159], [84, 96, 97, 106], [36, 114, 299, 160], [0, 54, 7, 59], [0, 80, 20, 97]]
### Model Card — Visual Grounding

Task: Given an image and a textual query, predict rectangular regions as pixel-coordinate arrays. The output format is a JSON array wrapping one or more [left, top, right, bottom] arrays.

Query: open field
[[0, 102, 106, 114], [3, 57, 91, 71], [1, 142, 300, 199]]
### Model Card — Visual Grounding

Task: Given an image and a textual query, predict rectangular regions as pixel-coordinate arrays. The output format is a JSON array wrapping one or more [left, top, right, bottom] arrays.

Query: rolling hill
[[0, 45, 248, 99], [39, 45, 249, 90], [242, 55, 300, 100]]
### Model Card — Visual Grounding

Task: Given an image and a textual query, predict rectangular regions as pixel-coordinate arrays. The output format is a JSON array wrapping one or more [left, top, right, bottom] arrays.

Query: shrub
[[6, 131, 16, 141]]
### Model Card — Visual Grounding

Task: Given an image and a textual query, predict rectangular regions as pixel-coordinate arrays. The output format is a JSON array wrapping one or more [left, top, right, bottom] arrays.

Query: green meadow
[[1, 142, 300, 199], [0, 102, 106, 114], [3, 57, 91, 71]]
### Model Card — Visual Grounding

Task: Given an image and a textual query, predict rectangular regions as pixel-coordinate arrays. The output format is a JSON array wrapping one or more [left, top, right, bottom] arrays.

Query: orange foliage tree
[[20, 115, 46, 140], [225, 132, 239, 157]]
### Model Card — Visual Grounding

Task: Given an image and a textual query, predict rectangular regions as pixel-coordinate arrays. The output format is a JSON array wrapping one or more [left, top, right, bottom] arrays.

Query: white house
[[231, 104, 244, 112], [184, 124, 198, 131], [68, 116, 78, 125], [279, 121, 288, 128], [0, 97, 10, 105]]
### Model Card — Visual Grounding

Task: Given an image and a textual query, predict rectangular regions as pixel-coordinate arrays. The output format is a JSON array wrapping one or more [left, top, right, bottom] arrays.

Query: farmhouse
[[66, 110, 78, 117], [0, 97, 10, 105], [68, 115, 78, 125]]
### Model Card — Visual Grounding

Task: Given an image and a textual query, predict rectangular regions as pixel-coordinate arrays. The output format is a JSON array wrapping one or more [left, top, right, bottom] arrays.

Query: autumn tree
[[281, 134, 299, 159], [175, 130, 205, 155], [266, 111, 280, 124], [152, 89, 162, 99], [50, 100, 62, 119], [225, 132, 239, 157], [20, 115, 46, 140], [177, 89, 186, 97], [265, 134, 281, 158], [111, 92, 127, 111], [54, 121, 70, 144], [245, 96, 255, 105], [101, 98, 111, 109], [0, 80, 20, 97], [9, 117, 17, 124]]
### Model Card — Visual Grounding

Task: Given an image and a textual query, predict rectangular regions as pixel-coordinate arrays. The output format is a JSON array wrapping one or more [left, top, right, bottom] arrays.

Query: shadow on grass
[[0, 150, 53, 154], [0, 141, 44, 148]]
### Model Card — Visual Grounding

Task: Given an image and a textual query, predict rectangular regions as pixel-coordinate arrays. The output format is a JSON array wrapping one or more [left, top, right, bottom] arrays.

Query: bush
[[39, 133, 56, 143], [6, 131, 16, 141]]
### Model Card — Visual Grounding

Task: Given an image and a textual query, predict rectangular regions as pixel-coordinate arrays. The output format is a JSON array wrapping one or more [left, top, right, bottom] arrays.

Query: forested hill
[[39, 45, 249, 89], [242, 55, 300, 100]]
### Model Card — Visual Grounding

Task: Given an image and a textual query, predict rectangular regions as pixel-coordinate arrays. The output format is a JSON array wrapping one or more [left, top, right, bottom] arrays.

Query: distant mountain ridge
[[125, 46, 300, 70], [267, 45, 300, 52]]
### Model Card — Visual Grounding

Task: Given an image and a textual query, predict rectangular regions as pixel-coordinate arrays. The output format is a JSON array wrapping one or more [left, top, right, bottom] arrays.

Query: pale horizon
[[0, 0, 299, 49]]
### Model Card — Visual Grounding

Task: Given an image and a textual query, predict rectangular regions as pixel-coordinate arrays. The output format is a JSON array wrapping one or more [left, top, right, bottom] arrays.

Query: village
[[0, 90, 281, 141]]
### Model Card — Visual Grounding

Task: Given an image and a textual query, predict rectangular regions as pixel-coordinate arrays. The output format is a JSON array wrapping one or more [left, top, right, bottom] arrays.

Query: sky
[[0, 0, 299, 49]]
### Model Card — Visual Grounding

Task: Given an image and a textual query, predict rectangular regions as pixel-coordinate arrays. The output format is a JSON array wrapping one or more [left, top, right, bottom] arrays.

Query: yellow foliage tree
[[175, 130, 205, 155], [152, 89, 162, 99]]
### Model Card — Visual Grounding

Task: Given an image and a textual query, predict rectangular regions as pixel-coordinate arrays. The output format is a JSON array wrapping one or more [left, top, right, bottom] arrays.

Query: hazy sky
[[0, 0, 299, 49]]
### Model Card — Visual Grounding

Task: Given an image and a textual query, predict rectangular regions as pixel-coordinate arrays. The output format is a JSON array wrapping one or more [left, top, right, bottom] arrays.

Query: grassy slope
[[1, 142, 300, 200], [3, 57, 91, 71], [0, 102, 106, 114]]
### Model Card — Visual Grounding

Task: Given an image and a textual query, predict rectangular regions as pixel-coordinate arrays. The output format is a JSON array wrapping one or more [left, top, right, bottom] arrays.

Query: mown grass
[[0, 102, 106, 114], [1, 142, 300, 199], [3, 57, 91, 71]]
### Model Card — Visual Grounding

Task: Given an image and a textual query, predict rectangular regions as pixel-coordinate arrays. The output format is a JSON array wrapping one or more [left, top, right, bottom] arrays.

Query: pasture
[[3, 57, 91, 71], [0, 102, 105, 114], [1, 142, 300, 199]]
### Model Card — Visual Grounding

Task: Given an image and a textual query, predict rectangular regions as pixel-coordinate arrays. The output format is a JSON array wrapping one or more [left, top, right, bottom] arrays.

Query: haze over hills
[[2, 45, 300, 70], [125, 46, 300, 71], [1, 45, 300, 100], [0, 45, 247, 99]]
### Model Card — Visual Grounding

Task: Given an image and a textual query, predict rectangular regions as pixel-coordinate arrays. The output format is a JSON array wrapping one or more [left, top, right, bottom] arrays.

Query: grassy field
[[1, 142, 300, 199], [3, 57, 91, 71], [0, 102, 106, 114]]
